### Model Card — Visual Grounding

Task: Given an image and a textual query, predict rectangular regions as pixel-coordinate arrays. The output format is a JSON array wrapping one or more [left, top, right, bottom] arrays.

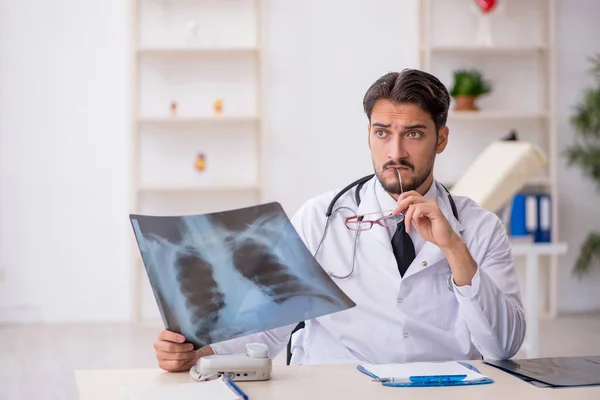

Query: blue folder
[[509, 193, 552, 243], [357, 362, 494, 388]]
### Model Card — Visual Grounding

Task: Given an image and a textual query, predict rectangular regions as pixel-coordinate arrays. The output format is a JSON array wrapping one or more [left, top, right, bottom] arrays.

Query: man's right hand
[[153, 330, 214, 372]]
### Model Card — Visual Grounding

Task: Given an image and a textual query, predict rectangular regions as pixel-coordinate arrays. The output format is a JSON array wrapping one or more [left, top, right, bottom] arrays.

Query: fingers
[[404, 204, 417, 233], [154, 339, 195, 353], [156, 345, 196, 372], [406, 203, 435, 233], [158, 358, 196, 373], [156, 349, 196, 361], [158, 329, 186, 343], [154, 330, 207, 372], [398, 190, 421, 202], [197, 345, 215, 358], [393, 193, 428, 216]]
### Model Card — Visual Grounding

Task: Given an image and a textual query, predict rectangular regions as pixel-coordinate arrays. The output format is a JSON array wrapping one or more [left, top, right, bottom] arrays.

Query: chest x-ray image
[[129, 202, 356, 349]]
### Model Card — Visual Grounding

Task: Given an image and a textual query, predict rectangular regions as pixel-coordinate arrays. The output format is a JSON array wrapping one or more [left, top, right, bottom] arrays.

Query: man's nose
[[388, 135, 408, 160]]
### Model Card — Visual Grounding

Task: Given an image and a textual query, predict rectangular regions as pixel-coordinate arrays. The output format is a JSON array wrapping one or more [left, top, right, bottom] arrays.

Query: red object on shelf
[[475, 0, 496, 13]]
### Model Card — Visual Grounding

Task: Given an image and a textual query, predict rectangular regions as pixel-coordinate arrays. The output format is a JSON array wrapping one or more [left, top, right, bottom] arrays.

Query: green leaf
[[589, 53, 600, 82], [563, 145, 600, 192], [573, 232, 600, 278], [566, 54, 600, 276], [449, 69, 492, 97], [570, 88, 600, 137]]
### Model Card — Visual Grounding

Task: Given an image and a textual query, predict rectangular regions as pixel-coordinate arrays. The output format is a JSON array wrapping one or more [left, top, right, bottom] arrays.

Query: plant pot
[[454, 95, 479, 111]]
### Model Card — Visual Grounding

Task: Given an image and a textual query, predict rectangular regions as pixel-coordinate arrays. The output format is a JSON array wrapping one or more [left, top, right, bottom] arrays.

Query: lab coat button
[[397, 298, 403, 303], [421, 261, 428, 267], [403, 333, 409, 339]]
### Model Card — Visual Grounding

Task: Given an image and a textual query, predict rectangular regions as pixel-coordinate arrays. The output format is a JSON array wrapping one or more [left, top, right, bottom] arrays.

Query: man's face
[[368, 99, 448, 197]]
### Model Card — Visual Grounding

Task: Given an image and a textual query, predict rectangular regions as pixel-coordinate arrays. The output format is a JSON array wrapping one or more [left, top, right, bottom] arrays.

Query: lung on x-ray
[[129, 202, 356, 349]]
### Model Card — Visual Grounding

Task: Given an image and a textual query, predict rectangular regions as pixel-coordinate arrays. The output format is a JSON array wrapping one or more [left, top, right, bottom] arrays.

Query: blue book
[[535, 194, 552, 243], [510, 194, 528, 237]]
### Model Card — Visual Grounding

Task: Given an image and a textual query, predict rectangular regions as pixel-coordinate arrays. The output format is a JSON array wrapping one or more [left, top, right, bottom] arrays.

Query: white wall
[[554, 0, 600, 312], [264, 0, 420, 214], [264, 0, 600, 314], [0, 0, 418, 323], [0, 0, 131, 322], [265, 0, 600, 314], [1, 0, 598, 324]]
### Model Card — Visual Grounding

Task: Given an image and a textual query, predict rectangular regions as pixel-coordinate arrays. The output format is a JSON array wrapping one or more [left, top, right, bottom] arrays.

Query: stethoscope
[[313, 174, 459, 281]]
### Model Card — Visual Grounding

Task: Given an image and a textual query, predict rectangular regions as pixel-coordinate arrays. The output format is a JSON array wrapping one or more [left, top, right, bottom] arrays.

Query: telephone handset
[[189, 343, 272, 382]]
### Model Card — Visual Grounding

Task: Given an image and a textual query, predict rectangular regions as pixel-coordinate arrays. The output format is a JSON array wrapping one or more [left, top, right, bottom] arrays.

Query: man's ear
[[367, 123, 371, 150], [436, 126, 449, 154]]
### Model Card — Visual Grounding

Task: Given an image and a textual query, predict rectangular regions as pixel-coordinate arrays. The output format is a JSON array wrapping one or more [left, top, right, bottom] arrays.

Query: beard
[[374, 158, 433, 195]]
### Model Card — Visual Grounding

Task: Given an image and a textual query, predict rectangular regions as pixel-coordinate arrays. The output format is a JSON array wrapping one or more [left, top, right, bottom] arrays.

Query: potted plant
[[449, 69, 492, 111], [564, 54, 600, 277]]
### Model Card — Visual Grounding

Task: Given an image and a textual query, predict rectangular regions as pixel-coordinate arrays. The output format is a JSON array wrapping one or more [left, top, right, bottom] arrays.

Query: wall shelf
[[448, 110, 548, 121], [138, 116, 259, 125], [137, 47, 259, 56], [138, 183, 261, 193], [130, 0, 267, 324], [424, 44, 547, 55], [419, 0, 561, 326], [445, 175, 551, 192]]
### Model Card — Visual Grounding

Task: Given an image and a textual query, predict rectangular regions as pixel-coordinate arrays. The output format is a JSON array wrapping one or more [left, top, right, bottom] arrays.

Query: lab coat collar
[[435, 180, 465, 237], [354, 177, 393, 252], [357, 177, 464, 236], [355, 176, 465, 279]]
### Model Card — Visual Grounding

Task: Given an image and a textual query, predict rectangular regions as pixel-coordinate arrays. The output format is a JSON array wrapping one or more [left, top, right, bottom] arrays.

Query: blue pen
[[377, 374, 467, 384]]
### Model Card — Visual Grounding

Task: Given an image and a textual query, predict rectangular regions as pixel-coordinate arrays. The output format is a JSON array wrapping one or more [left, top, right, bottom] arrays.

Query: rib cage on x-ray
[[173, 246, 225, 345], [232, 240, 337, 305], [130, 202, 355, 349]]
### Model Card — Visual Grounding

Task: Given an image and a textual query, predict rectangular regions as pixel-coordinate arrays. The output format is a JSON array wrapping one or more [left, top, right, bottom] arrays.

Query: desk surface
[[75, 361, 600, 400]]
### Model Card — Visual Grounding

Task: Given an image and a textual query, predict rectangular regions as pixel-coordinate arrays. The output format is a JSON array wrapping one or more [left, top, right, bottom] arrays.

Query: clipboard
[[357, 361, 494, 388]]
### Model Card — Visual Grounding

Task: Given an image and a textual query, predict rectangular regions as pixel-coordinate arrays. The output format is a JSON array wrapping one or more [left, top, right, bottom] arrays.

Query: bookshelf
[[129, 0, 268, 323], [419, 0, 560, 320]]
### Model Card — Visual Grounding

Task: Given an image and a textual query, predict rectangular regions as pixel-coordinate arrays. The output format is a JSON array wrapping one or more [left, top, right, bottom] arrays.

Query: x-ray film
[[129, 202, 356, 349]]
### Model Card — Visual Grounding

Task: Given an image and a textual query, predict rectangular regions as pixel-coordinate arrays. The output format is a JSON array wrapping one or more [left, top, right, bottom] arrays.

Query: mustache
[[383, 160, 414, 170]]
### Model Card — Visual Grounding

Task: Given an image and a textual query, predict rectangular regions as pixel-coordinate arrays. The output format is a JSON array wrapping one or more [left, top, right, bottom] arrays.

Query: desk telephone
[[189, 343, 272, 382]]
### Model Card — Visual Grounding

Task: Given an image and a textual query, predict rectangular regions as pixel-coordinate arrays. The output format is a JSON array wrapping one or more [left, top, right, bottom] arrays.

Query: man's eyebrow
[[371, 122, 391, 128], [403, 124, 427, 130], [371, 122, 427, 130]]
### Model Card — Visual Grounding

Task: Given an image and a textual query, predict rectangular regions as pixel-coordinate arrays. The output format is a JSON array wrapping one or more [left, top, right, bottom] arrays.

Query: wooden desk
[[75, 361, 600, 400]]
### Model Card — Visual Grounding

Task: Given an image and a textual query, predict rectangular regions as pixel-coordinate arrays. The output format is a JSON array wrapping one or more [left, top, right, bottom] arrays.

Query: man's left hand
[[393, 191, 460, 250]]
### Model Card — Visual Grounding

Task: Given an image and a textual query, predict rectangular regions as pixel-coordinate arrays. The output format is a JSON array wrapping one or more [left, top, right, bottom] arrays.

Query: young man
[[153, 69, 525, 371]]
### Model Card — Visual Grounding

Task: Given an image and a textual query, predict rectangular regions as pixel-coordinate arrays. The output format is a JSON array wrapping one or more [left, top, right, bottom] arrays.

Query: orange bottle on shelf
[[213, 98, 223, 115], [195, 153, 206, 171]]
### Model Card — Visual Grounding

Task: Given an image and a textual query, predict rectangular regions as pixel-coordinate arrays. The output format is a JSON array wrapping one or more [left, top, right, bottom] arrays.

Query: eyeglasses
[[344, 210, 404, 231], [344, 168, 405, 231]]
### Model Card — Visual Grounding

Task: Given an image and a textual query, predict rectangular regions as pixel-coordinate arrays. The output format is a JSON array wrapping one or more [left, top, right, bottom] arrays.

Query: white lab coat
[[211, 177, 526, 365]]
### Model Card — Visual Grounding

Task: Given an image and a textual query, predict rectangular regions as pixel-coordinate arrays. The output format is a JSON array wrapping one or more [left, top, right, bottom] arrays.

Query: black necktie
[[391, 221, 416, 277]]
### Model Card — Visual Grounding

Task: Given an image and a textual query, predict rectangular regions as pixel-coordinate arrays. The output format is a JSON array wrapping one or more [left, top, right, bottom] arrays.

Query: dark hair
[[362, 69, 450, 132]]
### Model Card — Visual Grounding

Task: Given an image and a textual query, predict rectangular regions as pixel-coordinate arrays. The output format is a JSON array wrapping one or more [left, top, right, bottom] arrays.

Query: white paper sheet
[[120, 378, 244, 400], [360, 361, 487, 382]]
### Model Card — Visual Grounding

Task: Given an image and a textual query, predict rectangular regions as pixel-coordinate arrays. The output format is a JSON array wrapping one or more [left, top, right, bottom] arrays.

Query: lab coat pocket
[[424, 272, 463, 331]]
